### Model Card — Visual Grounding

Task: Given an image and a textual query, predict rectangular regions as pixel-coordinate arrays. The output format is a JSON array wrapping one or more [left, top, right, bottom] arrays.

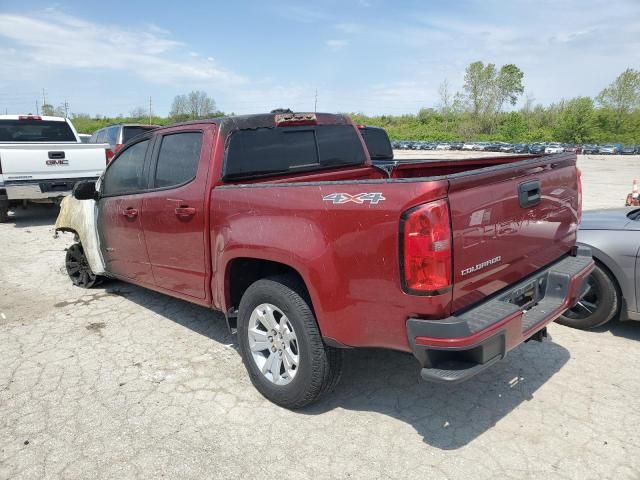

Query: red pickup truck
[[56, 112, 593, 408]]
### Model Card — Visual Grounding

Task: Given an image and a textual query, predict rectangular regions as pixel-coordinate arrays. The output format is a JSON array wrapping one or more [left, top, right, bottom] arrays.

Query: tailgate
[[448, 153, 579, 312], [0, 144, 106, 182]]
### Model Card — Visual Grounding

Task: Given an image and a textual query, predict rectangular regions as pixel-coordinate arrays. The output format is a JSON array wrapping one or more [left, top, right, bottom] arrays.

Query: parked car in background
[[621, 145, 638, 155], [89, 123, 159, 160], [582, 144, 599, 154], [500, 143, 515, 153], [473, 142, 490, 151], [56, 111, 591, 408], [435, 142, 450, 150], [563, 145, 582, 154], [545, 143, 564, 154], [598, 144, 621, 155], [462, 142, 476, 150], [450, 141, 463, 150], [529, 143, 546, 154], [0, 115, 109, 222], [514, 144, 530, 153], [558, 208, 640, 330]]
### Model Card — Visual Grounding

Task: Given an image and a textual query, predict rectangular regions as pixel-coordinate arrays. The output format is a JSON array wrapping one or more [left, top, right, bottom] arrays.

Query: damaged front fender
[[55, 195, 106, 275]]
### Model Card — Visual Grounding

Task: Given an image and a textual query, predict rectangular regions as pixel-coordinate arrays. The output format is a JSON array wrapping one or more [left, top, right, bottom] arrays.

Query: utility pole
[[35, 99, 39, 115], [42, 88, 47, 107], [148, 96, 152, 125], [314, 89, 318, 113], [63, 99, 69, 118]]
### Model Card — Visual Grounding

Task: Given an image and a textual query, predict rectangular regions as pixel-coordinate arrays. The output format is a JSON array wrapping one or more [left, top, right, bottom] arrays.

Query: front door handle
[[175, 206, 196, 219], [122, 208, 138, 219]]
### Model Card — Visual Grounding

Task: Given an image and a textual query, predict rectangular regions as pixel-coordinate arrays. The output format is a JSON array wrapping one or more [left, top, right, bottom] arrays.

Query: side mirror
[[73, 181, 98, 201]]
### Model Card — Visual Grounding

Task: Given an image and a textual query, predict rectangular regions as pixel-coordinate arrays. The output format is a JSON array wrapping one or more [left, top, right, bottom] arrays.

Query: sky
[[0, 0, 638, 117]]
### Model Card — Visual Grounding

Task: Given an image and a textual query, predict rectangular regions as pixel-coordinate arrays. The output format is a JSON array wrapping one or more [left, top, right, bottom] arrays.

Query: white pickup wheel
[[237, 275, 343, 409]]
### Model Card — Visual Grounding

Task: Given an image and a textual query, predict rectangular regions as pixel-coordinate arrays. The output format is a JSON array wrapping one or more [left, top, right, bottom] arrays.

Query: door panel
[[97, 137, 153, 283], [141, 129, 211, 299], [98, 195, 153, 282]]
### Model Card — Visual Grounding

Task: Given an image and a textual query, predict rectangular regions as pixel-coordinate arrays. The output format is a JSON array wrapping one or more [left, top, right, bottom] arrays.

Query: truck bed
[[216, 152, 579, 350]]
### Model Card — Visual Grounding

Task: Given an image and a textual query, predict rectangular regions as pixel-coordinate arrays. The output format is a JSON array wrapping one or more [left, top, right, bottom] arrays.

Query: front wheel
[[556, 264, 620, 330], [237, 276, 343, 409], [65, 243, 101, 288]]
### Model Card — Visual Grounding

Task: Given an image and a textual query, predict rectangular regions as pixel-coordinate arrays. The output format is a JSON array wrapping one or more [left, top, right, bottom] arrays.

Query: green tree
[[462, 61, 524, 133], [556, 97, 596, 143], [41, 103, 55, 116], [596, 69, 640, 133], [500, 112, 528, 142]]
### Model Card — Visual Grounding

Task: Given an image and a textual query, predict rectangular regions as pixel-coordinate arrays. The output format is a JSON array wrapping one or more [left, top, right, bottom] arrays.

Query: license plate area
[[501, 274, 547, 311]]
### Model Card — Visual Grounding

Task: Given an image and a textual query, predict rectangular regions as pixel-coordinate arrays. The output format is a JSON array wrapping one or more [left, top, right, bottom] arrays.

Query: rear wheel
[[65, 243, 101, 288], [557, 264, 619, 330], [237, 276, 343, 409]]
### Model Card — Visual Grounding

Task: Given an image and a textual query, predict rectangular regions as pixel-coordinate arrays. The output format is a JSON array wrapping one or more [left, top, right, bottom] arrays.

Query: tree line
[[352, 64, 640, 144], [69, 65, 640, 144]]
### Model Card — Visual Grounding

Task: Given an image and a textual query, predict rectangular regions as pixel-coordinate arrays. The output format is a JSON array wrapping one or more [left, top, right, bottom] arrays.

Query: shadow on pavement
[[5, 204, 60, 228], [101, 281, 569, 450], [594, 317, 640, 341]]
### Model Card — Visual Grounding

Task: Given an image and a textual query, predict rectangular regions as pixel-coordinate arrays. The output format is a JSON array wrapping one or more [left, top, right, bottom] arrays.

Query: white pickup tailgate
[[0, 143, 106, 182]]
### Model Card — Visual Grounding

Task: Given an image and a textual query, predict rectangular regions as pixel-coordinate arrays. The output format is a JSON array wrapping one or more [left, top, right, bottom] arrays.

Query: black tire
[[237, 275, 343, 409], [65, 243, 101, 288], [0, 206, 8, 223], [556, 264, 620, 330]]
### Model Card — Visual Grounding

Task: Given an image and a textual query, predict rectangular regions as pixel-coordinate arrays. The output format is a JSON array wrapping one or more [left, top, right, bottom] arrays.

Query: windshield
[[0, 119, 77, 142]]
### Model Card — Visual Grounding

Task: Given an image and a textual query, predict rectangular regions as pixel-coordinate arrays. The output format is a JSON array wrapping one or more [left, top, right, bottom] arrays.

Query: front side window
[[102, 140, 149, 196], [154, 132, 203, 188]]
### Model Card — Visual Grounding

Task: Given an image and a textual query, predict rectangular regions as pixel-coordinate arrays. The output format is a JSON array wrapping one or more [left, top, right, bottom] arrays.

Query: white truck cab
[[0, 115, 109, 221]]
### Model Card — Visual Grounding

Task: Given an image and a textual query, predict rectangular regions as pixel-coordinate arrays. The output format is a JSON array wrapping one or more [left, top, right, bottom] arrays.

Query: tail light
[[576, 167, 583, 224], [115, 144, 123, 153], [401, 199, 452, 294], [18, 115, 42, 120], [105, 148, 114, 165]]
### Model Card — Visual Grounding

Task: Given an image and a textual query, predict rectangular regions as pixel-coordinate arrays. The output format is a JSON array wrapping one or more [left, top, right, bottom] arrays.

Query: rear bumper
[[407, 247, 594, 383], [4, 177, 98, 201]]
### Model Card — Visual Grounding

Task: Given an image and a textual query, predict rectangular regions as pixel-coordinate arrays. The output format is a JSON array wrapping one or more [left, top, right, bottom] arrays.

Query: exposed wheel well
[[227, 258, 310, 312]]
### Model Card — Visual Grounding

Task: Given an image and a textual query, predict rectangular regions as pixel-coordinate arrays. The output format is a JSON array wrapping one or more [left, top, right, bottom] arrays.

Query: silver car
[[558, 208, 640, 329]]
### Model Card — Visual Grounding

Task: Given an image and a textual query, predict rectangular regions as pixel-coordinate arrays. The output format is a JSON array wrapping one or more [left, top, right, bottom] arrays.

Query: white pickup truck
[[0, 115, 109, 222]]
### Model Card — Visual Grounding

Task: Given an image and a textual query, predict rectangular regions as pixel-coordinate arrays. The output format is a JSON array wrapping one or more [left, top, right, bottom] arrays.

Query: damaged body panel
[[55, 195, 105, 275]]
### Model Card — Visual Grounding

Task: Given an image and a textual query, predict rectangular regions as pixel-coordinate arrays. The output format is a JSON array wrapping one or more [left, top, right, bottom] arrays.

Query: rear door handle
[[122, 208, 138, 219], [175, 206, 196, 219], [518, 180, 541, 208]]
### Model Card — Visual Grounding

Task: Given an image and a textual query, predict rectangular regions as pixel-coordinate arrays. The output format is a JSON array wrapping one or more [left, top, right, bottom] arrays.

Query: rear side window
[[359, 127, 393, 160], [0, 119, 76, 142], [102, 140, 149, 196], [154, 132, 203, 188], [224, 124, 366, 180], [123, 126, 155, 144]]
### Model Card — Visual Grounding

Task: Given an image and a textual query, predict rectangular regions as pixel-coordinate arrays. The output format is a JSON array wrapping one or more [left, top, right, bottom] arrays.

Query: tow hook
[[527, 327, 548, 343]]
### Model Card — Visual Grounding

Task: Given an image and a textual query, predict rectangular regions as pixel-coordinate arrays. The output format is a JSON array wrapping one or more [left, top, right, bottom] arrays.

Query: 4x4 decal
[[322, 193, 386, 205]]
